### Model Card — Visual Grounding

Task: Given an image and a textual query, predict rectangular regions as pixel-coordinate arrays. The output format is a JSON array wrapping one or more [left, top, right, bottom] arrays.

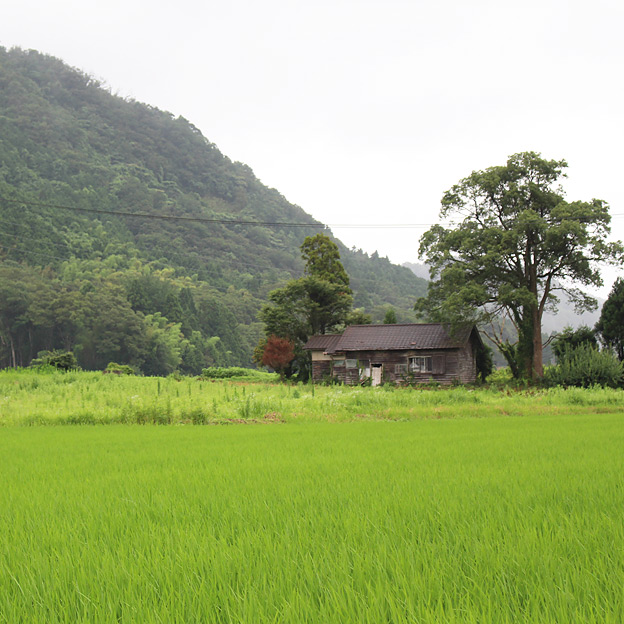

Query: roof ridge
[[345, 322, 448, 328]]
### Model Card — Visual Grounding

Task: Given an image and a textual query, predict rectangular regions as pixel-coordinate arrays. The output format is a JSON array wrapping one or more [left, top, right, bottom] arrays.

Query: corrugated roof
[[304, 323, 475, 353], [303, 334, 343, 352]]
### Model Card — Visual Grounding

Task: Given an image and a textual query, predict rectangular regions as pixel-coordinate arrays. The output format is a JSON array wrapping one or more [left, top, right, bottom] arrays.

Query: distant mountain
[[402, 261, 430, 281], [0, 47, 427, 371]]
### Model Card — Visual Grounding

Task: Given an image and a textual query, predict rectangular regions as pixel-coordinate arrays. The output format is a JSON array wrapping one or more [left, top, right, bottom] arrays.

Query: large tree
[[258, 234, 354, 378], [596, 277, 624, 361], [260, 276, 353, 342], [416, 152, 623, 380]]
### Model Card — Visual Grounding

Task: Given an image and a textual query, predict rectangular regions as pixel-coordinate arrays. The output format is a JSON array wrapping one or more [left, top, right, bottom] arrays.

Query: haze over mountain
[[0, 47, 427, 372], [403, 263, 603, 336]]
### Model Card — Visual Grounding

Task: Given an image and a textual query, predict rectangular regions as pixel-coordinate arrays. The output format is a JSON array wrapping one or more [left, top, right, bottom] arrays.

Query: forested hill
[[0, 47, 427, 373]]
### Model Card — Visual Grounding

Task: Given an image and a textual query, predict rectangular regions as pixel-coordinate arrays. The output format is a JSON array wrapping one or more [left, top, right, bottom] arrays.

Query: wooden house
[[303, 323, 483, 386]]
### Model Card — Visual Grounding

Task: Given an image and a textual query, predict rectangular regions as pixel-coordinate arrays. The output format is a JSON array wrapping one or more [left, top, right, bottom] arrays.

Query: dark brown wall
[[311, 360, 332, 381], [314, 344, 477, 385]]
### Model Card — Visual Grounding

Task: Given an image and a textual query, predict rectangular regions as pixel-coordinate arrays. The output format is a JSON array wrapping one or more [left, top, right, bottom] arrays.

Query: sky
[[2, 0, 623, 295]]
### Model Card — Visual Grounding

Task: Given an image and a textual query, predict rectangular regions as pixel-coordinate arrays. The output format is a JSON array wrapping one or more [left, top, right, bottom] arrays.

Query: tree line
[[0, 258, 256, 374]]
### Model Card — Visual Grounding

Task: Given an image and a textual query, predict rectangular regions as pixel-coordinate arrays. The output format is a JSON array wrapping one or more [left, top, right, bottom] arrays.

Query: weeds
[[1, 368, 624, 426]]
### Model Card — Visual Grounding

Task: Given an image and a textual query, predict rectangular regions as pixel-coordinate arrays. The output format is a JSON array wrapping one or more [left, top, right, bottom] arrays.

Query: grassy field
[[1, 368, 624, 425], [1, 370, 623, 622]]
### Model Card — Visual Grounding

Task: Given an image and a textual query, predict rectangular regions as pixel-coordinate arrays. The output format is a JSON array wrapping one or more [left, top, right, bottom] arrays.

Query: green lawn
[[1, 413, 623, 622]]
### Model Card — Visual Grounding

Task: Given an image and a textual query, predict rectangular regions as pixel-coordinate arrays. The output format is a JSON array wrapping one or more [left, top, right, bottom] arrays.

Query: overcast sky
[[3, 0, 623, 295]]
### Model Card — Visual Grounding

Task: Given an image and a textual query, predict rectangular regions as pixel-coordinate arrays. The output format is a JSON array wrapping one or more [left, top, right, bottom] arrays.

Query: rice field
[[0, 370, 623, 622]]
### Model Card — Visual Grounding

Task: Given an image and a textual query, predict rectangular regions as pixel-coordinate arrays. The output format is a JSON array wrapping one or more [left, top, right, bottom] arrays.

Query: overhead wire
[[1, 196, 621, 229], [0, 196, 446, 229]]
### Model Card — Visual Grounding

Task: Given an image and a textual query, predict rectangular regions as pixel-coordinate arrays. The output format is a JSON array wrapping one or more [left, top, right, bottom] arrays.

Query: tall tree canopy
[[300, 233, 351, 290], [596, 277, 624, 361], [416, 152, 623, 380]]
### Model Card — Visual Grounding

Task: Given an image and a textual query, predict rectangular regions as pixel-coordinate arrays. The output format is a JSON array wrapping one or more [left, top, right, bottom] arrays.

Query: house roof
[[303, 323, 478, 353], [303, 334, 343, 352]]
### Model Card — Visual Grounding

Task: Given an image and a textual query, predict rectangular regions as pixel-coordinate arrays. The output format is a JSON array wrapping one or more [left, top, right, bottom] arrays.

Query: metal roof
[[303, 324, 476, 353]]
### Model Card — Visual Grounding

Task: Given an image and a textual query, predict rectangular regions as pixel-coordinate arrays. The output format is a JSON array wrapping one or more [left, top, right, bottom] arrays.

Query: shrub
[[105, 362, 136, 375], [201, 367, 251, 379], [551, 326, 598, 363], [201, 367, 277, 381], [476, 343, 494, 383], [30, 350, 78, 371], [544, 344, 623, 388]]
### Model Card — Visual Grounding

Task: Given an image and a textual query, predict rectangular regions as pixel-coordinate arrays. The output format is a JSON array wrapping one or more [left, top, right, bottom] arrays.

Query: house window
[[345, 359, 358, 369], [408, 356, 433, 373], [395, 363, 407, 375]]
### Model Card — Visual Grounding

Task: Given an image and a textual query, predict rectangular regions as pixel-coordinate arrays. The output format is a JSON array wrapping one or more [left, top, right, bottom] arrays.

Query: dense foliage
[[260, 335, 295, 379], [551, 325, 598, 363], [30, 349, 78, 371], [544, 344, 623, 388], [416, 152, 622, 380], [0, 47, 427, 372], [596, 277, 624, 361]]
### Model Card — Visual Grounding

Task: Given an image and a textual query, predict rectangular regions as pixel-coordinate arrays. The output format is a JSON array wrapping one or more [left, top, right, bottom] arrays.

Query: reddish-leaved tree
[[261, 335, 295, 380]]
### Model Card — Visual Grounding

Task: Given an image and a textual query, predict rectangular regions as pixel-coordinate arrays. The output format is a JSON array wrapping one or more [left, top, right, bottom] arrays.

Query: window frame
[[408, 356, 433, 374]]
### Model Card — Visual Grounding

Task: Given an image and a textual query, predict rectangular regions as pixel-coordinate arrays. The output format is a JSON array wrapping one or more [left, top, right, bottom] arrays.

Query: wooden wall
[[311, 344, 478, 385]]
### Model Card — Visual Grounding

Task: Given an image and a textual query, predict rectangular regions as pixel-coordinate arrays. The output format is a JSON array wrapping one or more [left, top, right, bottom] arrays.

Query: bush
[[201, 367, 278, 382], [30, 350, 78, 371], [105, 362, 136, 375], [551, 326, 598, 363], [544, 344, 623, 389], [201, 366, 251, 379]]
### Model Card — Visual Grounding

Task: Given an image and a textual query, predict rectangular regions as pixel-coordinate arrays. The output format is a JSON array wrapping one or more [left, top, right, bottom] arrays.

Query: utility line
[[0, 196, 624, 229], [0, 197, 444, 228], [2, 196, 622, 230]]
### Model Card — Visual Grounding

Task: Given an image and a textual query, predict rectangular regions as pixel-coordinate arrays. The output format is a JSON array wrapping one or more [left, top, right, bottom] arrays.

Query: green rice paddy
[[0, 370, 623, 622]]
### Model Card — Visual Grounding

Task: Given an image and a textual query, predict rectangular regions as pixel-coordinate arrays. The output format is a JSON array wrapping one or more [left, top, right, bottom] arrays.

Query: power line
[[0, 197, 329, 228], [0, 197, 443, 228], [2, 196, 622, 231]]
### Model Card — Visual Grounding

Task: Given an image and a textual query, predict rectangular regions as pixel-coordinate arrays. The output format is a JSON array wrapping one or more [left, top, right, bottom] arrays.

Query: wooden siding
[[311, 343, 478, 385], [311, 360, 332, 381]]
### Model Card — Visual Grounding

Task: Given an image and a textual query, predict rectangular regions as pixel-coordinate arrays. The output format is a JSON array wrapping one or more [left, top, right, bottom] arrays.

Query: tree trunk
[[517, 313, 534, 380], [532, 304, 543, 379], [527, 259, 543, 380], [10, 335, 16, 368]]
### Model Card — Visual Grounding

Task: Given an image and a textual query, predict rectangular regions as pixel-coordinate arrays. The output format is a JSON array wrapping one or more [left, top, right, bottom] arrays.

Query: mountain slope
[[0, 47, 427, 371]]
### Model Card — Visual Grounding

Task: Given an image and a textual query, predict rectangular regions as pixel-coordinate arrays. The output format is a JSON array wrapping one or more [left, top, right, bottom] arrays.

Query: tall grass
[[1, 368, 624, 426], [0, 416, 622, 622]]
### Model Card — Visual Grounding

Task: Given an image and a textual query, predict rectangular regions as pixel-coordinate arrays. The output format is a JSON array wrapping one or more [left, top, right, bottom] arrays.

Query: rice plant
[[0, 414, 622, 622]]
